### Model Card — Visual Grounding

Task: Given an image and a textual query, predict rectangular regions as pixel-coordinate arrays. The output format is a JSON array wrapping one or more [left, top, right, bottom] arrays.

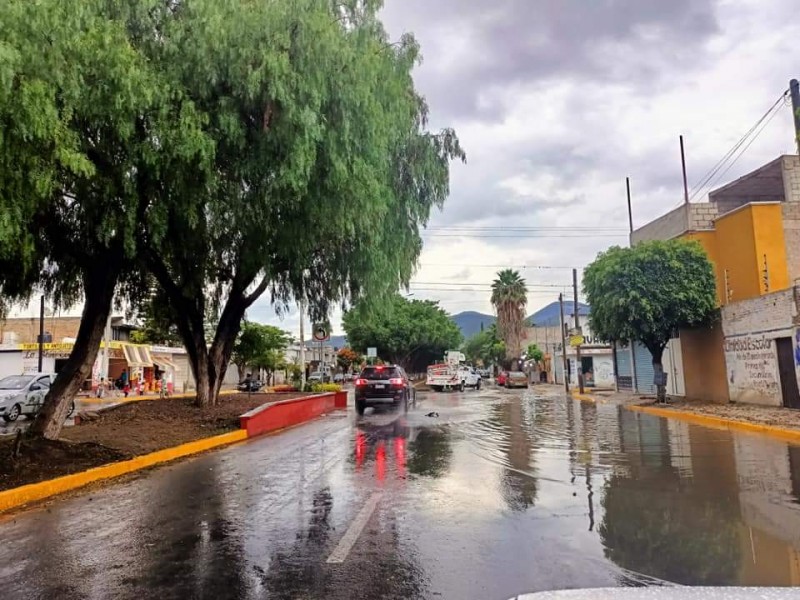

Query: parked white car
[[0, 373, 74, 423]]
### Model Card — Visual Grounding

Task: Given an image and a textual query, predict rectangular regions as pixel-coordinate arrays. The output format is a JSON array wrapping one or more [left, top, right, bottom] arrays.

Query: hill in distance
[[451, 302, 591, 338]]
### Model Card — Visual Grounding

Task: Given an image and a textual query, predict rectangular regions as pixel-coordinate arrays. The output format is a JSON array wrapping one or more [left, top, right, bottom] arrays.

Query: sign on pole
[[312, 324, 330, 342], [569, 335, 585, 348], [367, 347, 377, 358]]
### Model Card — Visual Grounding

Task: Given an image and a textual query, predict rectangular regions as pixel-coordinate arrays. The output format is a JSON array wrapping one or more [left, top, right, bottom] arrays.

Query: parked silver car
[[0, 373, 75, 422]]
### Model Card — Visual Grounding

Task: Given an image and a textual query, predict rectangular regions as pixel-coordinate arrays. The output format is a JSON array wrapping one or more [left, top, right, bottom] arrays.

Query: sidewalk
[[567, 386, 800, 437]]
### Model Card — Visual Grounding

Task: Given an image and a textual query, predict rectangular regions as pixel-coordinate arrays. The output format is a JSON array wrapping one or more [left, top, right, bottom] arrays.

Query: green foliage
[[583, 240, 716, 360], [343, 294, 462, 371], [463, 325, 506, 367], [311, 383, 342, 393], [491, 270, 528, 360], [526, 343, 544, 363], [232, 322, 290, 374], [130, 0, 465, 403]]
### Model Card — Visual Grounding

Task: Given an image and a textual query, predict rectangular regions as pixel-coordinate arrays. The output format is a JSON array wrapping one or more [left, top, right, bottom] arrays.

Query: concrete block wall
[[631, 204, 689, 244], [0, 317, 83, 345], [721, 289, 796, 338], [689, 203, 719, 230], [782, 155, 800, 204]]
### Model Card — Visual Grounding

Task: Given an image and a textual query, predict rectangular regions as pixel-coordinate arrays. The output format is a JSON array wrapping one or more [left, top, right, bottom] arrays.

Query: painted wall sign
[[724, 335, 781, 406]]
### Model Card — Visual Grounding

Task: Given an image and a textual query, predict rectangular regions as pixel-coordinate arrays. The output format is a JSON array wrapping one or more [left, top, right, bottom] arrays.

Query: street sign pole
[[573, 268, 584, 395]]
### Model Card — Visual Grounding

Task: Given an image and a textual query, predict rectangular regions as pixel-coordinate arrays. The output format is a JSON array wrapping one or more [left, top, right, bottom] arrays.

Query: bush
[[311, 383, 342, 393]]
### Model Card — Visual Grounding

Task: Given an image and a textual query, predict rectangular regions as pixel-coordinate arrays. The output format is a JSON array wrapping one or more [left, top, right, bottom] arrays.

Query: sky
[[11, 0, 800, 338]]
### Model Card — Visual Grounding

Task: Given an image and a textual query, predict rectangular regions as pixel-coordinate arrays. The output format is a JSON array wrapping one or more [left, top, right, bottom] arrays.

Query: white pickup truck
[[426, 351, 481, 392]]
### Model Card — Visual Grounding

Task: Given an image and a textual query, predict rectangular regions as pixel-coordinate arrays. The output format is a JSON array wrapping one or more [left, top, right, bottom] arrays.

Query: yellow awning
[[152, 355, 178, 371], [122, 344, 153, 368]]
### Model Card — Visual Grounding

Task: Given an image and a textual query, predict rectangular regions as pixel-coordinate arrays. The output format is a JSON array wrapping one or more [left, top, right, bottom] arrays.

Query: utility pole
[[559, 293, 569, 394], [626, 177, 634, 234], [790, 79, 800, 156], [573, 268, 584, 394], [679, 135, 690, 205], [37, 295, 44, 372], [625, 181, 638, 393], [299, 299, 306, 389]]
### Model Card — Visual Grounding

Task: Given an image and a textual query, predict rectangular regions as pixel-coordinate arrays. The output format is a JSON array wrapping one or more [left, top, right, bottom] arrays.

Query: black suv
[[354, 365, 413, 415]]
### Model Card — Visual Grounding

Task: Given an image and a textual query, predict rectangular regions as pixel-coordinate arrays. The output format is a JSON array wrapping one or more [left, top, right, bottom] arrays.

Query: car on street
[[0, 373, 75, 422], [496, 371, 508, 386], [333, 373, 345, 383], [237, 379, 264, 392], [308, 371, 327, 384], [354, 365, 414, 415], [505, 371, 528, 389]]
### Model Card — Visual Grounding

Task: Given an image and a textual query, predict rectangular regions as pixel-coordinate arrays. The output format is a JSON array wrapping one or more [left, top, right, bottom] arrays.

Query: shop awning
[[122, 344, 153, 368], [152, 355, 178, 371]]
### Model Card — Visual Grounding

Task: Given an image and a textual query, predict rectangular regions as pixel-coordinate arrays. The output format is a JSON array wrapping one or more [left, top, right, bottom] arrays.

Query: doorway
[[581, 356, 595, 388], [776, 337, 800, 409]]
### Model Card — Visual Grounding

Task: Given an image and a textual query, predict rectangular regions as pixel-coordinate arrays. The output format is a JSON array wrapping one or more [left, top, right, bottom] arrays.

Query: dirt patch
[[0, 392, 306, 492], [658, 400, 800, 432], [0, 437, 129, 492]]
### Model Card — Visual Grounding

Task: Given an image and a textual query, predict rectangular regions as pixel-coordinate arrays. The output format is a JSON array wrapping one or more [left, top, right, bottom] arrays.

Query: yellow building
[[631, 155, 800, 406]]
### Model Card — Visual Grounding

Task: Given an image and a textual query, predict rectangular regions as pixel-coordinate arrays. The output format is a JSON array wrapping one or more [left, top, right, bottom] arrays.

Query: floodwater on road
[[1, 386, 799, 599]]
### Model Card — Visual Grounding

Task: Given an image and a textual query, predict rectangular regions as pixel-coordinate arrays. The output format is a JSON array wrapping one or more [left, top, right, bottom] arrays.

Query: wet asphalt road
[[1, 386, 800, 599]]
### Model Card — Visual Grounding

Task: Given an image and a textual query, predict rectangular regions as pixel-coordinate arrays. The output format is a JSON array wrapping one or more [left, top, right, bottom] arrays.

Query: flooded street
[[1, 386, 799, 598]]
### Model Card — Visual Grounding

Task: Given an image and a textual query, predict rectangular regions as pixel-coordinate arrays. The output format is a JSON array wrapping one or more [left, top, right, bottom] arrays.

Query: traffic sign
[[367, 347, 377, 358], [569, 335, 584, 347], [312, 324, 330, 342]]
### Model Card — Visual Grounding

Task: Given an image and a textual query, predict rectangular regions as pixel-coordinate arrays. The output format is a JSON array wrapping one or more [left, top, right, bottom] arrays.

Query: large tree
[[343, 295, 463, 372], [136, 0, 464, 405], [491, 269, 528, 366], [0, 0, 210, 438], [583, 240, 716, 402]]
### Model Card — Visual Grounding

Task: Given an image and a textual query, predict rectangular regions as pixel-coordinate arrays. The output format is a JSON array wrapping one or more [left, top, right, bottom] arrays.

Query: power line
[[411, 281, 571, 288], [687, 89, 789, 203]]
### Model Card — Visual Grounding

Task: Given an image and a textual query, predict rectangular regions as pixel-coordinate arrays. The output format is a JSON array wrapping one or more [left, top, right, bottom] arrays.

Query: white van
[[0, 373, 75, 422]]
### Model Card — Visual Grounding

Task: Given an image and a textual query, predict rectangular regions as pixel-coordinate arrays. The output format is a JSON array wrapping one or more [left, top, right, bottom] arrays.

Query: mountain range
[[451, 301, 590, 339]]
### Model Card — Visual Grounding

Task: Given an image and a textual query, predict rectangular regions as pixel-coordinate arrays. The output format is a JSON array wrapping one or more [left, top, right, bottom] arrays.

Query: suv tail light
[[355, 378, 368, 386], [389, 378, 404, 386]]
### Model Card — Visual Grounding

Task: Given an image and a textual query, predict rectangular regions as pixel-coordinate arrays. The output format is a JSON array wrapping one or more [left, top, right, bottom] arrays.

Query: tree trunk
[[649, 346, 667, 404], [29, 263, 117, 440]]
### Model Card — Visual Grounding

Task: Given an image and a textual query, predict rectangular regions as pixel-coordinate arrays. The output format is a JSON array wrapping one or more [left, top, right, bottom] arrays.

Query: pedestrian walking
[[96, 377, 106, 399], [159, 373, 168, 399]]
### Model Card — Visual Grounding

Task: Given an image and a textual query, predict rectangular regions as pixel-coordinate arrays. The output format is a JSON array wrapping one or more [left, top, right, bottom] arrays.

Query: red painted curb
[[334, 390, 348, 409], [239, 393, 338, 437]]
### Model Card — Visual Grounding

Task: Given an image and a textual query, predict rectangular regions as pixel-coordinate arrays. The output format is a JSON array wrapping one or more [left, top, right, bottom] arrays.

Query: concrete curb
[[0, 430, 248, 514], [628, 404, 800, 444], [1, 392, 346, 514]]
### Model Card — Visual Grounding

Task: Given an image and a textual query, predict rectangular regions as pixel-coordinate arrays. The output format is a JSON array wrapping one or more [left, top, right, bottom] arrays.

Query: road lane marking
[[326, 492, 383, 564]]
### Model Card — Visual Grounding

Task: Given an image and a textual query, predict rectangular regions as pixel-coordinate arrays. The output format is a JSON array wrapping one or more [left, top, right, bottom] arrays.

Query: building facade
[[630, 155, 800, 405]]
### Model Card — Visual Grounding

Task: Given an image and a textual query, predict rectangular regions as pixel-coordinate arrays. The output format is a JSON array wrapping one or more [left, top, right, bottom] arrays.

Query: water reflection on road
[[1, 386, 800, 599]]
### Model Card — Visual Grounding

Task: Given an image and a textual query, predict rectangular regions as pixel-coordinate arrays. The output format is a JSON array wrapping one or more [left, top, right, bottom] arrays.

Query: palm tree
[[491, 269, 527, 366]]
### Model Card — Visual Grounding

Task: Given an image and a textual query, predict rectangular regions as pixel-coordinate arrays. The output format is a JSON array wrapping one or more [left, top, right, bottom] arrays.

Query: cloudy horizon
[[10, 0, 800, 339]]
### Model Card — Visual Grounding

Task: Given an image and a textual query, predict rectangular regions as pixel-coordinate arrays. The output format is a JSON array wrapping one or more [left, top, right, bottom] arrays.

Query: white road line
[[326, 492, 383, 564]]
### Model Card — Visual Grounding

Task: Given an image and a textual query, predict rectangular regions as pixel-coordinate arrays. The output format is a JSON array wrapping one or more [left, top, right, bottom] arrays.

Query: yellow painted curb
[[80, 389, 236, 406], [571, 391, 597, 404], [628, 404, 800, 445], [0, 429, 248, 514]]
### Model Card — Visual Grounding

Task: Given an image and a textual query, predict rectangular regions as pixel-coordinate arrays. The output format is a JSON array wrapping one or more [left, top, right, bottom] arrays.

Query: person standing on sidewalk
[[96, 377, 106, 399], [159, 373, 168, 399]]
